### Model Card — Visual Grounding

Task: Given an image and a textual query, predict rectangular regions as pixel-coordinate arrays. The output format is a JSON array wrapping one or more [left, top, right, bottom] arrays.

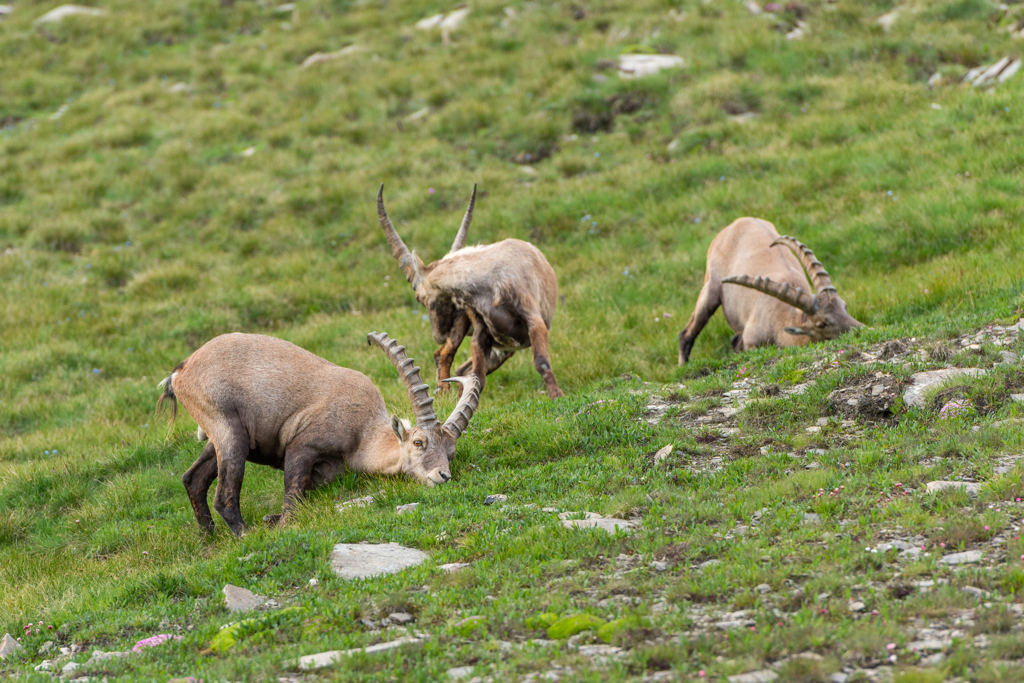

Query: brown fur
[[159, 332, 479, 535], [377, 185, 563, 398], [679, 218, 863, 363]]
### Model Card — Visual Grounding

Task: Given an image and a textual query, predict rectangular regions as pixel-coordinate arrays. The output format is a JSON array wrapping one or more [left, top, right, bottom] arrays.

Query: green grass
[[4, 0, 1024, 680]]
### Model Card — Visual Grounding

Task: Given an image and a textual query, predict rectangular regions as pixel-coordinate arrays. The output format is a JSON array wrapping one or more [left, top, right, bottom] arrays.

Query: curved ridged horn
[[367, 332, 437, 428], [377, 184, 424, 289], [770, 235, 836, 294], [440, 374, 480, 439], [449, 183, 478, 254], [722, 274, 819, 316]]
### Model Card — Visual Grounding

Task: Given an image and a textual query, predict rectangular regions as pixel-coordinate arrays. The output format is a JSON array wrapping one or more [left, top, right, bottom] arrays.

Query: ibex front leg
[[265, 444, 318, 527], [434, 311, 470, 393]]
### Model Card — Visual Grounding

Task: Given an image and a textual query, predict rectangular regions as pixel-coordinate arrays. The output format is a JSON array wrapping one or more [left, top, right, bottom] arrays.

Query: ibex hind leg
[[527, 316, 563, 399], [679, 280, 722, 364], [182, 441, 218, 534], [212, 422, 250, 536]]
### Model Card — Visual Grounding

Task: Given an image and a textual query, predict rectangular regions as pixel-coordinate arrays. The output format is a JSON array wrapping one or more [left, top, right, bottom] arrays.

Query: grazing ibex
[[679, 218, 863, 364], [157, 332, 480, 535], [376, 184, 563, 398]]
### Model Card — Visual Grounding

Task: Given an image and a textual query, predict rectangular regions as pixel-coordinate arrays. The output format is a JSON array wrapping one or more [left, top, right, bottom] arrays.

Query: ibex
[[376, 184, 563, 398], [679, 218, 863, 364], [157, 332, 480, 535]]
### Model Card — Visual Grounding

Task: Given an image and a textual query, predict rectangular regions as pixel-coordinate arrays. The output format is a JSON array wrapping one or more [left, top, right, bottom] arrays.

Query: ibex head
[[376, 184, 477, 299], [367, 332, 480, 486], [722, 235, 863, 341]]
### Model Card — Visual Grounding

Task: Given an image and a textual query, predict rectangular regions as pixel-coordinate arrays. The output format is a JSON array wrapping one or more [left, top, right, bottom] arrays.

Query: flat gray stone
[[940, 550, 983, 565], [562, 517, 636, 534], [0, 633, 22, 659], [330, 542, 428, 580], [336, 495, 374, 512], [295, 636, 423, 670], [803, 513, 822, 525], [728, 670, 779, 683], [908, 639, 950, 652], [223, 584, 264, 613], [904, 368, 986, 408], [926, 480, 981, 496], [439, 562, 470, 573], [1012, 394, 1024, 403], [388, 612, 414, 624], [483, 494, 507, 506], [448, 665, 475, 680], [557, 511, 602, 520], [848, 601, 866, 612]]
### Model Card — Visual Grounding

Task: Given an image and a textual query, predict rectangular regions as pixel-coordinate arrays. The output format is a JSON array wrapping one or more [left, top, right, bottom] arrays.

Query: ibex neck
[[346, 424, 403, 476]]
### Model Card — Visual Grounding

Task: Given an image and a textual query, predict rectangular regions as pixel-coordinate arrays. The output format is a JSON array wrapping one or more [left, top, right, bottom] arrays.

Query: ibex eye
[[413, 440, 423, 447]]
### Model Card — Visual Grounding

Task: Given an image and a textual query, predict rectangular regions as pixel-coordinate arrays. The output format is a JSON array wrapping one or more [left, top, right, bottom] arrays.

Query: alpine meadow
[[5, 0, 1024, 681]]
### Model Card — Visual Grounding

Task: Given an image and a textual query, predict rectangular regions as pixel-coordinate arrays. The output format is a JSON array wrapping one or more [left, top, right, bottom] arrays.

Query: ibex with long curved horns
[[679, 218, 863, 364], [376, 184, 564, 398], [157, 332, 480, 535]]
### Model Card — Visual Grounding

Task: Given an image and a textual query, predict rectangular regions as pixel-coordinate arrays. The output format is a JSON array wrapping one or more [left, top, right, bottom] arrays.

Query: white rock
[[415, 12, 445, 29], [308, 578, 319, 587], [0, 5, 12, 16], [404, 107, 430, 122], [877, 10, 899, 30], [728, 670, 779, 683], [484, 494, 507, 505], [755, 583, 772, 594], [940, 550, 983, 565], [922, 653, 945, 666], [336, 494, 373, 512], [389, 612, 414, 624], [562, 517, 636, 534], [903, 368, 986, 408], [34, 660, 54, 671], [329, 542, 428, 580], [1011, 394, 1024, 403], [618, 54, 684, 79], [62, 661, 81, 676], [223, 584, 265, 613], [448, 665, 475, 680], [650, 561, 669, 572], [85, 650, 129, 665], [167, 82, 191, 94], [300, 44, 364, 69], [743, 0, 763, 14], [577, 644, 624, 658], [240, 147, 256, 158], [439, 7, 469, 30], [653, 444, 673, 462], [0, 634, 22, 659], [439, 562, 470, 573], [35, 4, 107, 23], [999, 351, 1019, 364], [926, 481, 981, 496], [275, 3, 295, 12], [848, 601, 866, 612], [396, 502, 420, 515], [294, 636, 424, 670]]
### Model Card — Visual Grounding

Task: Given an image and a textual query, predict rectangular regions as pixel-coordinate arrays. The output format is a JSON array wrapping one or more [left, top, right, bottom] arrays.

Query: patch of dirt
[[828, 373, 903, 420], [879, 339, 909, 360], [655, 542, 690, 566]]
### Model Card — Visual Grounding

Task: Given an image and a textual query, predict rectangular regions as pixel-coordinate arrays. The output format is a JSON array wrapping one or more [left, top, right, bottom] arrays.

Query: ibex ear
[[783, 326, 810, 336], [391, 415, 408, 441]]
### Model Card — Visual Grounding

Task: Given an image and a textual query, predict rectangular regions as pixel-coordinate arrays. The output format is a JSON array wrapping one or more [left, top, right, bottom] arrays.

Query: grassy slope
[[3, 0, 1024, 680]]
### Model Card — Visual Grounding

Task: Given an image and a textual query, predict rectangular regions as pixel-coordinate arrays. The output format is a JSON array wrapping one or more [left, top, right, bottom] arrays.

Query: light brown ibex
[[157, 332, 480, 535], [376, 184, 564, 398], [679, 218, 863, 363]]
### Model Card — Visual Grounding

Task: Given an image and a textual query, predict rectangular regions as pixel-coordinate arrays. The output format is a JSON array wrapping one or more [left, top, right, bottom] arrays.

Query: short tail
[[156, 361, 185, 422]]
